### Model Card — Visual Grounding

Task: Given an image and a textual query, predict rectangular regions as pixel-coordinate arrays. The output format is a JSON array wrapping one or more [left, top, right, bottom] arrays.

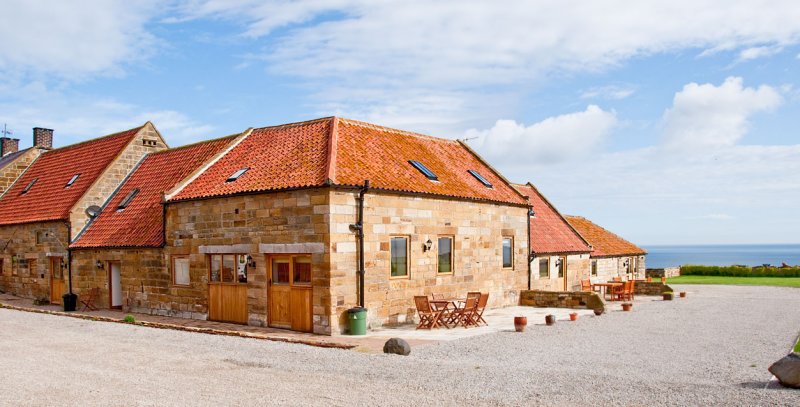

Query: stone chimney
[[33, 127, 54, 149], [0, 137, 20, 157]]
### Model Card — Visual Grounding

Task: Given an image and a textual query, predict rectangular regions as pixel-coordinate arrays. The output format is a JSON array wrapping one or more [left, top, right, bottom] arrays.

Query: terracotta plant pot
[[660, 277, 667, 283], [621, 303, 632, 312], [593, 309, 604, 316], [646, 277, 652, 282], [545, 314, 556, 326], [680, 292, 687, 298], [663, 293, 674, 301], [513, 316, 527, 332], [569, 312, 578, 321]]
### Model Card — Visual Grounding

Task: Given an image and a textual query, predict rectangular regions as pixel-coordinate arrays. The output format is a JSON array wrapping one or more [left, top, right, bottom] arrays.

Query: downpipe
[[350, 180, 370, 308]]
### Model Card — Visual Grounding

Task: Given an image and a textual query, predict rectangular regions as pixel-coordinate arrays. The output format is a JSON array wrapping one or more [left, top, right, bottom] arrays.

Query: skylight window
[[408, 160, 438, 181], [21, 178, 38, 195], [468, 170, 493, 188], [226, 168, 249, 183], [117, 188, 139, 211], [65, 174, 80, 188]]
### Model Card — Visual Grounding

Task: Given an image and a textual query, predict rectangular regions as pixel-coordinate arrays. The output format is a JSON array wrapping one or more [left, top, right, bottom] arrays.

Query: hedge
[[680, 265, 800, 278]]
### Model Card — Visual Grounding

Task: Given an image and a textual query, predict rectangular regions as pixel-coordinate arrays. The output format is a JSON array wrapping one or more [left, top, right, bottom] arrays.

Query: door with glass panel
[[208, 254, 248, 324], [268, 255, 312, 332]]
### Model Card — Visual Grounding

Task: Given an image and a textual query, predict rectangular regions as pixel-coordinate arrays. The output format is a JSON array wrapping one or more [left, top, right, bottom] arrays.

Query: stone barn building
[[564, 215, 647, 281], [0, 128, 54, 193]]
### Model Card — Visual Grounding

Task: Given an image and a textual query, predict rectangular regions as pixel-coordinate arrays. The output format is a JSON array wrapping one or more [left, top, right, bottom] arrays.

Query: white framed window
[[173, 257, 190, 286], [502, 237, 513, 268]]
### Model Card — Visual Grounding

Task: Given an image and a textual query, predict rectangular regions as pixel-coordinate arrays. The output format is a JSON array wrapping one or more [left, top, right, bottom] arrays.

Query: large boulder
[[769, 352, 800, 388], [383, 338, 411, 356]]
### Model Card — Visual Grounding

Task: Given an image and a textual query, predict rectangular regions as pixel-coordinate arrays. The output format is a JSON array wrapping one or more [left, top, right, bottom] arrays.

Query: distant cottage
[[564, 215, 647, 281]]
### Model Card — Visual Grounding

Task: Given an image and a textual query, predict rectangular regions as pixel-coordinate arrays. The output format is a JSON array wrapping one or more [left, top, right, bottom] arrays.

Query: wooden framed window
[[292, 256, 312, 285], [539, 257, 549, 278], [591, 259, 598, 276], [502, 237, 513, 268], [437, 236, 453, 275], [270, 255, 312, 286], [172, 256, 190, 286], [390, 236, 409, 278], [208, 254, 248, 284]]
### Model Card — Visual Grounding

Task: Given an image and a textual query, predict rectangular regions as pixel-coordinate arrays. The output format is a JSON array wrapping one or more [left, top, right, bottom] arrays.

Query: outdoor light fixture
[[528, 208, 535, 217], [246, 255, 256, 268], [423, 239, 433, 252], [96, 260, 104, 269]]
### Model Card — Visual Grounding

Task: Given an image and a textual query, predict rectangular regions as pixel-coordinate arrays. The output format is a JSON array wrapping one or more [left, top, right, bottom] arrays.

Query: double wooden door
[[49, 257, 65, 304], [268, 255, 313, 332]]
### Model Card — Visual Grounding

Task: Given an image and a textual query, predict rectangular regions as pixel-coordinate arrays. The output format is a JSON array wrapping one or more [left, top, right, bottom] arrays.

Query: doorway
[[108, 262, 122, 309], [207, 254, 248, 324], [268, 255, 313, 332], [49, 257, 64, 304]]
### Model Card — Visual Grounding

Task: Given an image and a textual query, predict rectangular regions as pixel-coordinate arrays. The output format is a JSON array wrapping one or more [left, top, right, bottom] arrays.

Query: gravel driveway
[[1, 284, 798, 406]]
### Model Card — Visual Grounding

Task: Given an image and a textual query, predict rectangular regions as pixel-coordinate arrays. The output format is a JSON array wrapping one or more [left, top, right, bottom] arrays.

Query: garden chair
[[470, 292, 489, 326], [614, 281, 633, 302], [580, 279, 593, 292], [414, 296, 437, 329], [451, 293, 480, 328], [80, 287, 100, 311]]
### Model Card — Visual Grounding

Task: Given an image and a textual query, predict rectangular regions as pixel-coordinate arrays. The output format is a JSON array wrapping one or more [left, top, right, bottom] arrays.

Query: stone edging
[[0, 302, 355, 350]]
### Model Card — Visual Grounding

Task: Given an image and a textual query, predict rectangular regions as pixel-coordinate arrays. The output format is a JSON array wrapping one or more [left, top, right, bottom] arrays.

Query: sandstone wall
[[0, 148, 43, 195], [593, 255, 647, 282], [646, 267, 680, 278], [519, 289, 604, 312], [530, 253, 591, 291], [0, 221, 69, 300]]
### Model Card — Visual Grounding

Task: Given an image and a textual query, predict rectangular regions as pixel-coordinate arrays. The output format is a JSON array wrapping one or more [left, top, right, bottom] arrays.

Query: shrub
[[681, 265, 800, 278], [123, 314, 136, 323]]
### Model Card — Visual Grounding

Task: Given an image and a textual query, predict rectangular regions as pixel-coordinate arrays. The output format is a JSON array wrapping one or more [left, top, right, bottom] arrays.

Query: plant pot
[[569, 312, 578, 321], [513, 316, 527, 332], [545, 314, 556, 326], [646, 277, 652, 282], [660, 277, 667, 283], [663, 293, 674, 301], [621, 303, 632, 312], [593, 309, 604, 316], [680, 292, 686, 298]]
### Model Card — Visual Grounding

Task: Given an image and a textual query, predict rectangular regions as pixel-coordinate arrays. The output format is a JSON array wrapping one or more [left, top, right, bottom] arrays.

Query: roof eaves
[[525, 181, 593, 252]]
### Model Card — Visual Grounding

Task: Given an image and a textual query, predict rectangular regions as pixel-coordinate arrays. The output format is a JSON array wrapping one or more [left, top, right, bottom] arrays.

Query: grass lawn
[[667, 275, 800, 288], [795, 337, 800, 353]]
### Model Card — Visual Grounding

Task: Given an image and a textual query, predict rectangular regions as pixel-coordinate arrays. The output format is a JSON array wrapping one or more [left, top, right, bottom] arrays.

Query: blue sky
[[1, 1, 799, 245]]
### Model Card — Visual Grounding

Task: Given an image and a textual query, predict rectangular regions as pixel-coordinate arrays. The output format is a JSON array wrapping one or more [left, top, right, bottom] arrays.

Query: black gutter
[[63, 221, 73, 295], [527, 207, 534, 290], [352, 180, 369, 308]]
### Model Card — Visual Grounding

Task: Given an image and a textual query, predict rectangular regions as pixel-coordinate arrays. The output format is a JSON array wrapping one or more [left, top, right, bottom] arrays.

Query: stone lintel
[[199, 244, 253, 254], [259, 242, 325, 254]]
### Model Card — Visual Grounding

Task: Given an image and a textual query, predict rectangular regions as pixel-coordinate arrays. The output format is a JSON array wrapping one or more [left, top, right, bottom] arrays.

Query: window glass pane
[[53, 259, 63, 279], [390, 237, 408, 277], [558, 258, 565, 277], [293, 256, 312, 285], [539, 258, 549, 278], [222, 255, 235, 282], [174, 258, 190, 285], [502, 238, 512, 268], [236, 255, 248, 283], [272, 258, 290, 284], [437, 237, 452, 274], [591, 260, 598, 276], [209, 255, 221, 282]]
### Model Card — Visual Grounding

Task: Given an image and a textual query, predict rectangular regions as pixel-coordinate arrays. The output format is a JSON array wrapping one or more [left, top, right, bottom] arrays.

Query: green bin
[[347, 307, 368, 335]]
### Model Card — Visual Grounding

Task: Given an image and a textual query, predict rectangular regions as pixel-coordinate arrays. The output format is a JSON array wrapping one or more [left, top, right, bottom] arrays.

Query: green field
[[795, 337, 800, 353], [667, 275, 800, 288]]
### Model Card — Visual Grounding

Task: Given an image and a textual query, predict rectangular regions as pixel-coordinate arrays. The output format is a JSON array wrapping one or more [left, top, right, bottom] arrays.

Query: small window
[[502, 237, 513, 268], [408, 160, 438, 181], [117, 188, 139, 210], [272, 258, 290, 284], [173, 257, 190, 286], [591, 260, 598, 276], [209, 254, 247, 284], [293, 256, 311, 285], [437, 237, 453, 274], [27, 258, 36, 276], [226, 168, 249, 183], [21, 178, 38, 195], [539, 258, 549, 278], [557, 257, 565, 278], [467, 170, 492, 188], [390, 237, 409, 277], [65, 174, 80, 188]]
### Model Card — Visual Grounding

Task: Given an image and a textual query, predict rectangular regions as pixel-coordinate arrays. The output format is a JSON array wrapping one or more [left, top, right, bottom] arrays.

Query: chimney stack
[[0, 137, 20, 157], [33, 127, 54, 149]]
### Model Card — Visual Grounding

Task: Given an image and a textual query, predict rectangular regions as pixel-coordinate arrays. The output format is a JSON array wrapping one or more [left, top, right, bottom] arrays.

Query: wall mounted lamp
[[96, 260, 104, 269], [246, 255, 256, 268], [423, 239, 433, 252]]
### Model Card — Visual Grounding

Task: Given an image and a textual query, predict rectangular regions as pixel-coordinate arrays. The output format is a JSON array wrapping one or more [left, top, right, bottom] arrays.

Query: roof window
[[21, 178, 38, 195], [65, 174, 80, 188], [117, 188, 140, 211], [408, 160, 438, 181], [226, 168, 249, 183], [468, 170, 492, 188]]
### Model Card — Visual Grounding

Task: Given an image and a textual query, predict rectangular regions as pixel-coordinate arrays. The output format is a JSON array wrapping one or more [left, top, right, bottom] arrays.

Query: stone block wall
[[530, 253, 591, 291], [646, 267, 680, 278], [633, 281, 673, 296], [593, 255, 646, 282], [0, 221, 69, 300], [519, 289, 604, 312], [0, 148, 43, 195], [327, 189, 530, 333], [70, 123, 167, 233]]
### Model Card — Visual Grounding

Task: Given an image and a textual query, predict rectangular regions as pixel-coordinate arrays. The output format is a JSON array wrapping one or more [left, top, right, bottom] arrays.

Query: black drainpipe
[[354, 180, 369, 308], [527, 207, 535, 290], [65, 221, 73, 295]]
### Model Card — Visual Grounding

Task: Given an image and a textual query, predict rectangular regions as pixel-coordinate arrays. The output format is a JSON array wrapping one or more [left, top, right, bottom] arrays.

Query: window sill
[[389, 275, 410, 280]]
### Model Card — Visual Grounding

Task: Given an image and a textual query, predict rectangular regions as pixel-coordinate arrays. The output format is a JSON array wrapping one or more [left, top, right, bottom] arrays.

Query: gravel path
[[1, 284, 798, 406]]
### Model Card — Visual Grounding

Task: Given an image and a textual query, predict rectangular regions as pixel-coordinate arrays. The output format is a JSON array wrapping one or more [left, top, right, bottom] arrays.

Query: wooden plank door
[[109, 262, 122, 309], [269, 257, 292, 329], [269, 255, 313, 332], [207, 254, 249, 324], [290, 256, 313, 332], [49, 257, 64, 304]]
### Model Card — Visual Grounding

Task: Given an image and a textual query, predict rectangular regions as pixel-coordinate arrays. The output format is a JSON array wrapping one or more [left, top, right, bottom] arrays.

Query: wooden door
[[109, 262, 122, 309], [49, 257, 64, 304], [557, 256, 568, 291], [207, 254, 249, 324], [269, 255, 313, 332]]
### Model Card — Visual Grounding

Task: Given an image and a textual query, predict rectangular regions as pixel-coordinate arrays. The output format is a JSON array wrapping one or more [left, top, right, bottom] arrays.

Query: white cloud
[[737, 46, 782, 62], [0, 1, 161, 79], [662, 77, 783, 150], [467, 105, 617, 165], [580, 85, 636, 100]]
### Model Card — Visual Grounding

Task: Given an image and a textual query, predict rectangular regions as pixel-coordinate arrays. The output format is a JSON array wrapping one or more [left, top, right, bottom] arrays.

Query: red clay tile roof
[[513, 183, 591, 254], [564, 215, 647, 257], [0, 127, 143, 226], [71, 136, 237, 248], [171, 117, 527, 206]]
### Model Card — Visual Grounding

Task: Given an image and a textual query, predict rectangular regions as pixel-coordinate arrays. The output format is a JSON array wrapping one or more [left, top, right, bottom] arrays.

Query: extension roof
[[71, 135, 238, 248], [564, 215, 647, 257], [169, 117, 528, 206], [0, 126, 144, 226], [512, 182, 592, 255]]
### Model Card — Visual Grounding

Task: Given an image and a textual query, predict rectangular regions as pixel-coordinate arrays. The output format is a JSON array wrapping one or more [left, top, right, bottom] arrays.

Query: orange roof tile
[[71, 136, 237, 248], [564, 215, 647, 257], [0, 127, 142, 226], [513, 183, 591, 254], [171, 117, 527, 206]]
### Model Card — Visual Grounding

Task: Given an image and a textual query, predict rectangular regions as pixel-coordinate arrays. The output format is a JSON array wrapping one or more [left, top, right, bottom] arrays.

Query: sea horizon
[[642, 243, 800, 269]]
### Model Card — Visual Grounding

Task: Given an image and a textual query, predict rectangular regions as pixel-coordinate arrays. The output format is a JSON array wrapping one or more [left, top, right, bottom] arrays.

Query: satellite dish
[[85, 205, 102, 218]]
